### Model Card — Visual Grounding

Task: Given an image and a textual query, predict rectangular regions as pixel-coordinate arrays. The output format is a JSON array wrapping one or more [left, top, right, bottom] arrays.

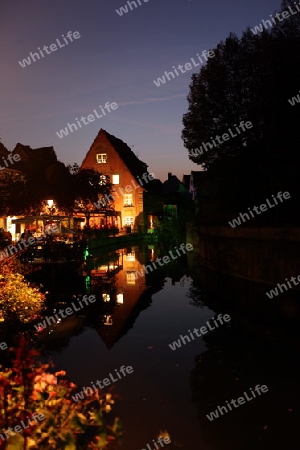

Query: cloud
[[117, 93, 186, 107], [0, 93, 187, 123]]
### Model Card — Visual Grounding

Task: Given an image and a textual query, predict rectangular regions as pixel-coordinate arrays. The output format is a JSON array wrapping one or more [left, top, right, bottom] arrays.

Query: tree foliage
[[71, 168, 113, 227], [182, 0, 300, 223], [182, 0, 300, 171]]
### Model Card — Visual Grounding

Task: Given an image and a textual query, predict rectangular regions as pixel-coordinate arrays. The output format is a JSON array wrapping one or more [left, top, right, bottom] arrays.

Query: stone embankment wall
[[187, 225, 300, 286]]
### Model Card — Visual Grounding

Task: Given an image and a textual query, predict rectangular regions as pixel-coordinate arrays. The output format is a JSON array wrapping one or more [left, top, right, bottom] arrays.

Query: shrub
[[0, 337, 121, 449]]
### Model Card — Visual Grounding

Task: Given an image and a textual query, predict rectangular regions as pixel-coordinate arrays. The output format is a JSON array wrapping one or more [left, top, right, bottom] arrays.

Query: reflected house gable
[[95, 247, 150, 348]]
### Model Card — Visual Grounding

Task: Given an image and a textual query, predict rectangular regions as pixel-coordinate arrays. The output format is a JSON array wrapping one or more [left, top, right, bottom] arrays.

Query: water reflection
[[187, 252, 300, 450], [34, 244, 170, 352], [87, 246, 150, 348], [6, 239, 298, 449], [189, 320, 300, 450]]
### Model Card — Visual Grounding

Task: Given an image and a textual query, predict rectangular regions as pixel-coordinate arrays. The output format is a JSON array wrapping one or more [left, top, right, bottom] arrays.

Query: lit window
[[124, 194, 133, 206], [99, 175, 107, 185], [112, 174, 119, 185], [102, 293, 110, 302], [103, 315, 113, 326], [126, 252, 135, 262], [126, 271, 136, 285], [125, 217, 134, 226], [96, 153, 107, 163], [116, 293, 124, 304]]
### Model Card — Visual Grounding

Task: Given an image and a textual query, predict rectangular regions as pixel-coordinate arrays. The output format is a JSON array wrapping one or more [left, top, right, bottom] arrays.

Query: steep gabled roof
[[83, 129, 148, 180], [163, 173, 188, 194], [0, 141, 9, 160], [11, 143, 58, 172], [103, 129, 148, 178]]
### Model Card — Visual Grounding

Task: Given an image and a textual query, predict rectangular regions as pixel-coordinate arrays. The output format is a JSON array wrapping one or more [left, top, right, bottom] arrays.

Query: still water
[[31, 243, 299, 450]]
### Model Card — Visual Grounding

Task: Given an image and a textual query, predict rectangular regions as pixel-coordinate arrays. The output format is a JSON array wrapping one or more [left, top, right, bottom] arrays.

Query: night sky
[[1, 0, 281, 180]]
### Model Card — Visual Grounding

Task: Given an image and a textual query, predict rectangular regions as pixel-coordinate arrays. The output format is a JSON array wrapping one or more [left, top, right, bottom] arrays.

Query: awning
[[12, 215, 75, 223]]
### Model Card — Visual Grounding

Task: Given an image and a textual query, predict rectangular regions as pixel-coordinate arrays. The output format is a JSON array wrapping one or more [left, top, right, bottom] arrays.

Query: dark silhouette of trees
[[71, 167, 113, 227], [182, 0, 300, 224], [0, 144, 113, 222], [44, 162, 74, 213]]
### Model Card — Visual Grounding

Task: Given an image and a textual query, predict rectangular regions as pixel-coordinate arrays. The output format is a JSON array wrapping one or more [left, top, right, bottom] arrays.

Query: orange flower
[[34, 373, 57, 391], [55, 370, 66, 376]]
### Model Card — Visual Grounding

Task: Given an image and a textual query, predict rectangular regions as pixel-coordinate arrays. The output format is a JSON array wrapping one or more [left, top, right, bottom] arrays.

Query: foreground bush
[[0, 337, 121, 449], [0, 255, 45, 324]]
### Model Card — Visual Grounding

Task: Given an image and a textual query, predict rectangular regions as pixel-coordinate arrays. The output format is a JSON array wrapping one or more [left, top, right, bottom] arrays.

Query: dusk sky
[[1, 0, 281, 181]]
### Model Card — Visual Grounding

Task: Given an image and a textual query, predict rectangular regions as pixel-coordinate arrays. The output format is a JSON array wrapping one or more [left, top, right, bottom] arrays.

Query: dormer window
[[96, 153, 107, 163]]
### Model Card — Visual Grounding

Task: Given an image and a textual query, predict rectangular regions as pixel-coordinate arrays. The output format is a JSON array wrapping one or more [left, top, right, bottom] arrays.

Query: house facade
[[80, 129, 155, 231]]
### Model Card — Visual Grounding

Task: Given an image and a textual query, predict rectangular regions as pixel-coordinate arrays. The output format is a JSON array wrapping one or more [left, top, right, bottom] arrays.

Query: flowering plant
[[0, 337, 122, 449], [0, 272, 45, 324], [0, 256, 45, 324]]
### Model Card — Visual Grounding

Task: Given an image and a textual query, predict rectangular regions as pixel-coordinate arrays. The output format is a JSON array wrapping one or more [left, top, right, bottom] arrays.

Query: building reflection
[[89, 246, 149, 348], [32, 243, 187, 352]]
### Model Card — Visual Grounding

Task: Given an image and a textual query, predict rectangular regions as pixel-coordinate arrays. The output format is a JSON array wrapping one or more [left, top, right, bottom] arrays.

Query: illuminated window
[[124, 194, 133, 206], [96, 153, 107, 163], [112, 174, 119, 185], [116, 293, 124, 304], [126, 271, 136, 285], [99, 175, 107, 185], [125, 217, 134, 226], [103, 315, 113, 326], [126, 252, 135, 262], [102, 293, 110, 302]]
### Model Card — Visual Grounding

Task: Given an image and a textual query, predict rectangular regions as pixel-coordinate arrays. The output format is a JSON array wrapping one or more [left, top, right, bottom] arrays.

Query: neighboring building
[[143, 172, 192, 235], [11, 143, 58, 168], [182, 174, 191, 191], [189, 170, 207, 200], [162, 172, 190, 216], [80, 129, 155, 231]]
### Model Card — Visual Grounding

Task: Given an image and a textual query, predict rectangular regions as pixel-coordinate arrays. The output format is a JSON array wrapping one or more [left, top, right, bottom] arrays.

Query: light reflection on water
[[29, 243, 300, 449], [41, 245, 213, 449]]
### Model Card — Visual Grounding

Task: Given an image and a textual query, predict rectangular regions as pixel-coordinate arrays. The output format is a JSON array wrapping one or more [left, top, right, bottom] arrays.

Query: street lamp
[[46, 199, 56, 215]]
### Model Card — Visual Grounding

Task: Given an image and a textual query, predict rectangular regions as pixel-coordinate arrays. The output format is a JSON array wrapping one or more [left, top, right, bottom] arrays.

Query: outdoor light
[[102, 293, 110, 302], [47, 199, 54, 208], [150, 248, 155, 260]]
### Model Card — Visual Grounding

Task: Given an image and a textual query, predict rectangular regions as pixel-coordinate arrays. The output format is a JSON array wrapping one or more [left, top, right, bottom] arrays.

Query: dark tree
[[71, 168, 113, 228], [44, 162, 74, 213], [181, 0, 300, 223], [182, 0, 300, 170]]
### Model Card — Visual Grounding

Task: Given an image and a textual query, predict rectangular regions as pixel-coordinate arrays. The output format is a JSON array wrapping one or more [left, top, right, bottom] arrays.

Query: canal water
[[27, 243, 300, 449]]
